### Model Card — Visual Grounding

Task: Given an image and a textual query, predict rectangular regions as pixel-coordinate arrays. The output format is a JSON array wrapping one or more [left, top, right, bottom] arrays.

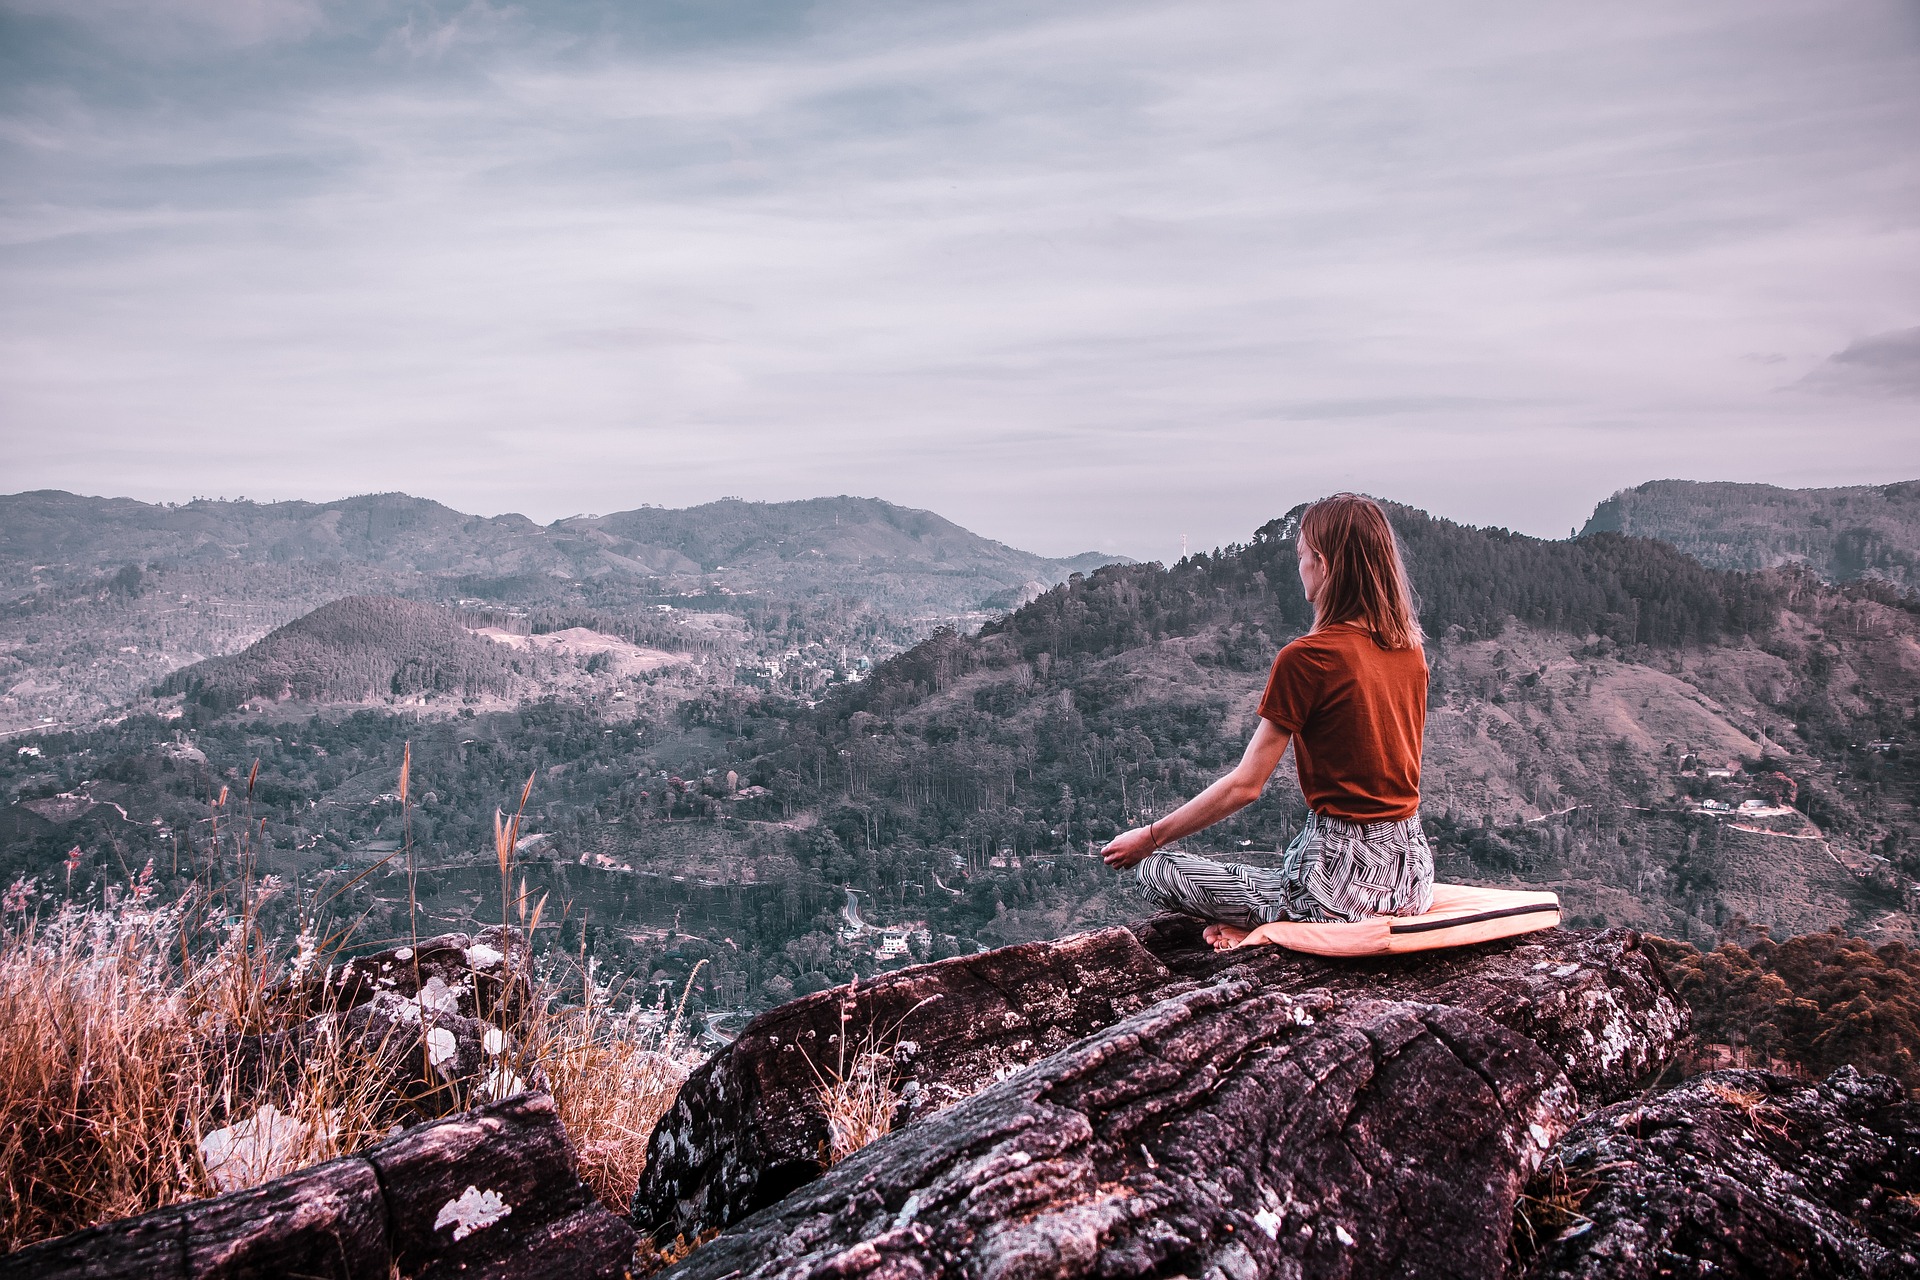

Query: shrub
[[1649, 928, 1920, 1088]]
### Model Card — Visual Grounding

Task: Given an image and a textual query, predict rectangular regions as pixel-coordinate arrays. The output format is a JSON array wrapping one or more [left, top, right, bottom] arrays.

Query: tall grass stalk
[[400, 740, 428, 1086]]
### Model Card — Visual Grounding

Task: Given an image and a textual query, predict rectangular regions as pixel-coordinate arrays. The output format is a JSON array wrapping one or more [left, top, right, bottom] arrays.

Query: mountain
[[0, 490, 1123, 733], [726, 501, 1920, 948], [157, 597, 520, 712], [0, 490, 1116, 606], [0, 491, 536, 580], [1581, 479, 1920, 591], [567, 496, 1112, 578]]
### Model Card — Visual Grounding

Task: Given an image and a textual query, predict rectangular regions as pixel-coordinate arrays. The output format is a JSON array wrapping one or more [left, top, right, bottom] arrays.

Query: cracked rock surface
[[637, 921, 1686, 1250], [1519, 1066, 1920, 1280], [1129, 917, 1687, 1105], [0, 1093, 632, 1280], [632, 926, 1176, 1242], [659, 978, 1577, 1280]]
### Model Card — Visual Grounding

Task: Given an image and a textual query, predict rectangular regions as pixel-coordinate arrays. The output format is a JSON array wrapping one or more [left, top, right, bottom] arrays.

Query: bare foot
[[1204, 923, 1250, 951]]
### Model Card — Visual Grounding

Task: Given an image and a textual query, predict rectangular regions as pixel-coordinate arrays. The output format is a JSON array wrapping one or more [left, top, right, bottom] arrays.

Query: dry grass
[[0, 882, 707, 1250], [804, 984, 938, 1168], [816, 1049, 900, 1166], [0, 884, 394, 1248], [0, 760, 707, 1251], [1702, 1078, 1791, 1143], [1701, 1079, 1769, 1111], [1510, 1155, 1612, 1264], [537, 972, 704, 1212], [634, 1228, 720, 1277]]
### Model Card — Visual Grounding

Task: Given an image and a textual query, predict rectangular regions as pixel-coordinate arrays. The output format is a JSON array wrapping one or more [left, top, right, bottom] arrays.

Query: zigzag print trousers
[[1132, 811, 1434, 925]]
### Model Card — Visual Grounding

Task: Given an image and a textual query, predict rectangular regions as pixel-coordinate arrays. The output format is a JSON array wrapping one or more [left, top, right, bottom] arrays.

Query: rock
[[344, 991, 546, 1113], [635, 919, 1685, 1246], [657, 978, 1578, 1280], [1518, 1066, 1920, 1279], [0, 1093, 633, 1280], [1129, 917, 1689, 1104], [278, 925, 533, 1028], [198, 1103, 316, 1193], [368, 1093, 634, 1280], [631, 926, 1175, 1242], [219, 991, 540, 1121], [185, 1156, 387, 1279]]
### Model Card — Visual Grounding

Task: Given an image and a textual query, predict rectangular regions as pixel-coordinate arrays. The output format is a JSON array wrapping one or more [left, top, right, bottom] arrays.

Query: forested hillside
[[838, 502, 1792, 720], [1652, 929, 1920, 1087], [709, 501, 1920, 947], [1583, 478, 1920, 591], [158, 597, 519, 711]]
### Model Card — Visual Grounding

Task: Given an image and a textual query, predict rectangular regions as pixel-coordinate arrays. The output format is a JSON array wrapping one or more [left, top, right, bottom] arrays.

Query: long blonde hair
[[1299, 493, 1424, 650]]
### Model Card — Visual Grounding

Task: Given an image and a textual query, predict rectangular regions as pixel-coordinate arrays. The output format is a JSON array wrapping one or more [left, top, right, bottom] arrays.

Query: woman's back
[[1257, 622, 1427, 823]]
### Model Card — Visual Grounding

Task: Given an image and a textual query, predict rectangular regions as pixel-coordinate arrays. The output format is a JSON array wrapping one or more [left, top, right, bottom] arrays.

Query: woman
[[1101, 493, 1433, 950]]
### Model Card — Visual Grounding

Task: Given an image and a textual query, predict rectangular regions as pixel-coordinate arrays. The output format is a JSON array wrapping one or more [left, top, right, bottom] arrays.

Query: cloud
[[381, 0, 522, 62], [1796, 327, 1920, 397], [0, 1, 1917, 558], [0, 0, 327, 54]]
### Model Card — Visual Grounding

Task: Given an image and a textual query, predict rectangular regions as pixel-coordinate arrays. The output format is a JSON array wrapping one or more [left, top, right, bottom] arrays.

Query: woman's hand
[[1101, 720, 1291, 872], [1101, 826, 1158, 869]]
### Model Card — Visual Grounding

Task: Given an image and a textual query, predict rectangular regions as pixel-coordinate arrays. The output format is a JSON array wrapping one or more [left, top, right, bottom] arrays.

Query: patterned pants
[[1132, 811, 1434, 926]]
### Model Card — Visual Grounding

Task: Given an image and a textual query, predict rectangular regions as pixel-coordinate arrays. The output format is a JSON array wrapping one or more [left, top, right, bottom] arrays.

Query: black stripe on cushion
[[1388, 901, 1560, 935]]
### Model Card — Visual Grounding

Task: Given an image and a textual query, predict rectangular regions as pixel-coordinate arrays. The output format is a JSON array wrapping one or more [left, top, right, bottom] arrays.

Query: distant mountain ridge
[[1581, 479, 1920, 592], [0, 489, 1121, 732], [0, 490, 1115, 599]]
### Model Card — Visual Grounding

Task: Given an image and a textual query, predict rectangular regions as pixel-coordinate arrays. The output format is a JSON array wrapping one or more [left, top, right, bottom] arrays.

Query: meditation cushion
[[1252, 883, 1561, 957]]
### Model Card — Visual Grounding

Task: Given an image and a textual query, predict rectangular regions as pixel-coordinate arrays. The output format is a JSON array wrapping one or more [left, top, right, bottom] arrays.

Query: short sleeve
[[1257, 638, 1327, 734]]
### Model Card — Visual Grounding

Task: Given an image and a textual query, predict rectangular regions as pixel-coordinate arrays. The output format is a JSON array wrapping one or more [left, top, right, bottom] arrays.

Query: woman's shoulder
[[1281, 625, 1426, 670]]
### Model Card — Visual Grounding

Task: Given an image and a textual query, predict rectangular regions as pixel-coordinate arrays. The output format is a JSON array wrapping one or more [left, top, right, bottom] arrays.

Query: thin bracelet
[[1147, 820, 1160, 851]]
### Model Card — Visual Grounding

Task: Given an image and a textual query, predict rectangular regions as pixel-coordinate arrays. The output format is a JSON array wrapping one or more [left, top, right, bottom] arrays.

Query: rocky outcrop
[[1519, 1066, 1920, 1279], [632, 926, 1178, 1242], [0, 1093, 632, 1280], [657, 979, 1578, 1280], [222, 927, 541, 1120], [9, 919, 1699, 1280], [635, 920, 1686, 1247], [278, 925, 534, 1027], [224, 989, 538, 1124], [1129, 916, 1687, 1104]]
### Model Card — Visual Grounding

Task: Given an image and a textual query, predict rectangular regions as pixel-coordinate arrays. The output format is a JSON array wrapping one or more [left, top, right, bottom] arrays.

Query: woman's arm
[[1101, 718, 1292, 868]]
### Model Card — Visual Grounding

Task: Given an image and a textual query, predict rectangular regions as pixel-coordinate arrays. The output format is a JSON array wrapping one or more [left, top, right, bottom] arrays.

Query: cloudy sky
[[2, 0, 1916, 560]]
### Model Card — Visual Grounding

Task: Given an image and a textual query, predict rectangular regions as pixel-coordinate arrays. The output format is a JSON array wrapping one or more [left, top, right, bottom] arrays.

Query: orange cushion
[[1248, 884, 1562, 957]]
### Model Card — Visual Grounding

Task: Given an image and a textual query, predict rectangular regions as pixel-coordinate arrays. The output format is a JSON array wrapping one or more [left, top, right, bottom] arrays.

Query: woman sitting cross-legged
[[1102, 492, 1433, 950]]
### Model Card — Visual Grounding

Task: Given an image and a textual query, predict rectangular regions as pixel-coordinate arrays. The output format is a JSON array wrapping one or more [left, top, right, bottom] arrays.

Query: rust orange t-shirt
[[1257, 624, 1427, 822]]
